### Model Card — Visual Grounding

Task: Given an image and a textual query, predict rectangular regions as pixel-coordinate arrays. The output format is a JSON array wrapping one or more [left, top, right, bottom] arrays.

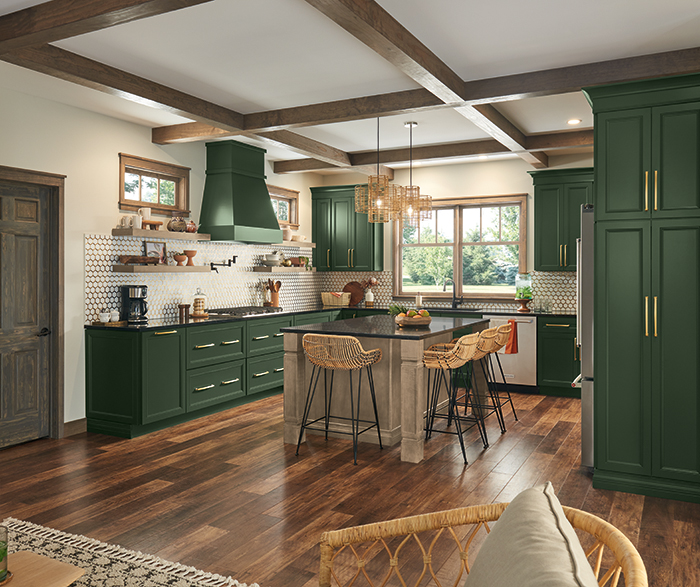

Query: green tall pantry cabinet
[[585, 74, 700, 503], [311, 185, 383, 271]]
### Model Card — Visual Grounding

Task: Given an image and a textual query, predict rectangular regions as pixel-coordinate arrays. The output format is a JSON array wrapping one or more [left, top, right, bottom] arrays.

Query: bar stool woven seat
[[422, 333, 485, 463], [297, 334, 383, 464]]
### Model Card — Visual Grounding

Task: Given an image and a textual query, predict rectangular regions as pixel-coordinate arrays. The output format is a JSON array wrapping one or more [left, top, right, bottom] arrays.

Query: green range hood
[[199, 140, 282, 243]]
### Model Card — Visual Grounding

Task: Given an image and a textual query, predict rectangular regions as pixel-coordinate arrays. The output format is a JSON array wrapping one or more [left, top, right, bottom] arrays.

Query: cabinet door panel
[[352, 209, 375, 271], [652, 219, 700, 481], [247, 352, 284, 395], [332, 198, 353, 269], [595, 221, 651, 474], [596, 110, 651, 220], [654, 103, 700, 217], [534, 185, 562, 271], [187, 322, 245, 369], [562, 183, 592, 270], [313, 198, 332, 271], [142, 329, 185, 424], [187, 360, 245, 412], [537, 320, 578, 388]]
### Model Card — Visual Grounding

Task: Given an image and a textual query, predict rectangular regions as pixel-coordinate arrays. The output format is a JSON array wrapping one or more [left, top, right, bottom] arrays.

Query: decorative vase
[[516, 298, 531, 313], [183, 250, 197, 266], [167, 213, 187, 232], [186, 220, 198, 233], [365, 288, 374, 308]]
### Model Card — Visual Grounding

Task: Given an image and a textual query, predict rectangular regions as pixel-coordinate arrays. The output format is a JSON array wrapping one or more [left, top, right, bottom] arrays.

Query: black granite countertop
[[281, 314, 488, 340]]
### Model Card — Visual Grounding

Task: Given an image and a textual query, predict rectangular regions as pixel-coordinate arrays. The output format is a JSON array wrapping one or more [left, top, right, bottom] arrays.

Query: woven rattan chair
[[297, 334, 383, 464], [318, 502, 647, 587], [422, 333, 487, 463], [487, 323, 518, 422]]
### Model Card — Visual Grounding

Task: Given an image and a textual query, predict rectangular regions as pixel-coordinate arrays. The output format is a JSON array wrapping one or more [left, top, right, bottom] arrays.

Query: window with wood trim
[[119, 153, 190, 215], [394, 194, 527, 300], [268, 184, 299, 229]]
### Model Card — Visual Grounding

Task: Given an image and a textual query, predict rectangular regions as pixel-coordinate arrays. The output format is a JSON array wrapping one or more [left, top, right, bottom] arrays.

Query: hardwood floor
[[0, 392, 698, 587]]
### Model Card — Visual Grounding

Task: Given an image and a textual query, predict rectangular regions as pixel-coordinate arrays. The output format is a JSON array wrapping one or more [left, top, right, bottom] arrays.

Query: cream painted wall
[[0, 86, 207, 423]]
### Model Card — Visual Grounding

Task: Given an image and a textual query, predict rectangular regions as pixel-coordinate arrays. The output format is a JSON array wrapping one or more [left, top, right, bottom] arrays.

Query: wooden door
[[0, 180, 51, 448], [651, 218, 700, 482]]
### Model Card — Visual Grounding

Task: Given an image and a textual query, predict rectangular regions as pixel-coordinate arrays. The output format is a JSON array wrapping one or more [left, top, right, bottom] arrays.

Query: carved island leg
[[400, 338, 427, 463]]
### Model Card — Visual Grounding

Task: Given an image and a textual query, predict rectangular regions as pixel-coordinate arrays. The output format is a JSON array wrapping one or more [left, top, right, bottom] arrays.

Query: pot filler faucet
[[443, 278, 463, 309]]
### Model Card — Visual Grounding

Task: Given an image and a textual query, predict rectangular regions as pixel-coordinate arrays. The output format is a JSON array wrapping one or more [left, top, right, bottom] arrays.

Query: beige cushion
[[464, 482, 599, 587]]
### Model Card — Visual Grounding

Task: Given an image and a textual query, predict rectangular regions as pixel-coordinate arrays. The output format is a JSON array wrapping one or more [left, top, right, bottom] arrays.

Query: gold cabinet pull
[[155, 330, 177, 335], [351, 248, 355, 267], [253, 371, 269, 378], [348, 249, 351, 266], [195, 343, 215, 349], [559, 244, 563, 266], [654, 170, 658, 211], [654, 296, 658, 337], [327, 249, 330, 268], [274, 367, 284, 372], [564, 244, 567, 267], [545, 323, 570, 328], [274, 332, 284, 337], [253, 335, 269, 340], [194, 384, 215, 392], [221, 339, 239, 345], [645, 296, 649, 337], [574, 337, 578, 360], [221, 378, 239, 385], [644, 171, 649, 211]]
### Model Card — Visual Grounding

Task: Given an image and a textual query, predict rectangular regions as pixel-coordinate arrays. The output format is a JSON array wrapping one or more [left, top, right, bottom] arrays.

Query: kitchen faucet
[[443, 278, 462, 309]]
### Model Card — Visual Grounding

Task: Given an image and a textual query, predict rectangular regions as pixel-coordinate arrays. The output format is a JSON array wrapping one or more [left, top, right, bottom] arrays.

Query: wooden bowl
[[395, 315, 432, 328], [173, 254, 187, 266]]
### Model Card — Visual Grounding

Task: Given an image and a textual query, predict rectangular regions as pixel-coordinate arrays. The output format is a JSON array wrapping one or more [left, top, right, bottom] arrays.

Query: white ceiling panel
[[495, 93, 593, 135]]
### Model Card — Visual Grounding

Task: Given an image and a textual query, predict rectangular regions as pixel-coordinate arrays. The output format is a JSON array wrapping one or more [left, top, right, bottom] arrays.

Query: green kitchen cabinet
[[530, 168, 593, 271], [584, 76, 700, 222], [311, 185, 383, 272], [142, 328, 187, 424], [245, 315, 292, 397], [537, 317, 580, 398], [293, 311, 335, 326]]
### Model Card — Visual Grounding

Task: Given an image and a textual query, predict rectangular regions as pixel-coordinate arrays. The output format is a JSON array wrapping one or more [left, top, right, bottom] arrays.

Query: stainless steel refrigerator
[[575, 204, 594, 468]]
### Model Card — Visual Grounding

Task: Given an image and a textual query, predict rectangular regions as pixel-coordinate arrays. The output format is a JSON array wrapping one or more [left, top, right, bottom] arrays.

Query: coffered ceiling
[[1, 0, 700, 174]]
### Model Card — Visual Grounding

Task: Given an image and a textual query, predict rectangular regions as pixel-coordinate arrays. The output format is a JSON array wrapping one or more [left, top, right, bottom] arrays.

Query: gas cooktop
[[208, 305, 284, 317]]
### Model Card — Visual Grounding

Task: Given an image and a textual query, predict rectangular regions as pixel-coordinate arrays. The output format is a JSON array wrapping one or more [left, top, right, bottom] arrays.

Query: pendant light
[[402, 122, 432, 228]]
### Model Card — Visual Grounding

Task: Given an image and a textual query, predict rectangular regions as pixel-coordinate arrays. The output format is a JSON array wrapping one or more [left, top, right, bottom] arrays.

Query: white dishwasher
[[482, 315, 537, 386]]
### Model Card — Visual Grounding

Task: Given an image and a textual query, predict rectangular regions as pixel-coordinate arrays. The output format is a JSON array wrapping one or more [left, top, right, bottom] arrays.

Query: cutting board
[[343, 281, 364, 307]]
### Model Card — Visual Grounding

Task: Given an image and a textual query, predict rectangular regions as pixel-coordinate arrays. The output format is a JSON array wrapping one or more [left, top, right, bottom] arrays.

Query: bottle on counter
[[415, 292, 422, 308]]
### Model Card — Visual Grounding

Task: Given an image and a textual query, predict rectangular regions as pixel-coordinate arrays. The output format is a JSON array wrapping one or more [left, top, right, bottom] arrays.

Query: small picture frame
[[144, 241, 167, 264]]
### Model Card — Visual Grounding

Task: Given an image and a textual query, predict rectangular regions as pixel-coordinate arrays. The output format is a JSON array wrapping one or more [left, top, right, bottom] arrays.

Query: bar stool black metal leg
[[470, 364, 490, 448], [443, 368, 467, 464], [349, 369, 360, 465], [325, 369, 336, 440], [460, 364, 488, 450], [480, 358, 506, 433], [426, 368, 442, 439], [494, 353, 518, 421], [297, 364, 322, 455], [366, 365, 383, 449]]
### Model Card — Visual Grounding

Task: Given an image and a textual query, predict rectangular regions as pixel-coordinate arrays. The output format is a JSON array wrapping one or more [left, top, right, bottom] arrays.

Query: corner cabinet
[[586, 73, 700, 503], [311, 185, 383, 272], [529, 168, 592, 272]]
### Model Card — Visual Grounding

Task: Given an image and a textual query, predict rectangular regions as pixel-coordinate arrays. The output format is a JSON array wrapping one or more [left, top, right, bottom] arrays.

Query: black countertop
[[281, 314, 488, 340]]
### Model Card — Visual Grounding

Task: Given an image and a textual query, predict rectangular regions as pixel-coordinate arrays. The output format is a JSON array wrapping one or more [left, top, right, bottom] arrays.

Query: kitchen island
[[281, 314, 488, 463]]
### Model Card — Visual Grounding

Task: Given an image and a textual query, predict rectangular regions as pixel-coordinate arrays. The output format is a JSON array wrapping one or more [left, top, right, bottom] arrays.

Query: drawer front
[[293, 311, 332, 326], [246, 353, 284, 395], [187, 322, 245, 369], [538, 316, 576, 332], [247, 317, 292, 357], [187, 360, 245, 411]]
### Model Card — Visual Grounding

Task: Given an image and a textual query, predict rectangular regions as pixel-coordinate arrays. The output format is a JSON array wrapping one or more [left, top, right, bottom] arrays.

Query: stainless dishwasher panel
[[482, 315, 537, 386]]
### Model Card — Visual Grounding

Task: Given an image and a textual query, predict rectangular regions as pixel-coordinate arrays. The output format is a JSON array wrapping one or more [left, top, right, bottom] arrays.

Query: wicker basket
[[321, 292, 351, 307]]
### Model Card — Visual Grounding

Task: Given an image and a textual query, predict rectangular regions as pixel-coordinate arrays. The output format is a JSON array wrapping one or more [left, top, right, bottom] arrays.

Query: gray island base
[[282, 315, 488, 463]]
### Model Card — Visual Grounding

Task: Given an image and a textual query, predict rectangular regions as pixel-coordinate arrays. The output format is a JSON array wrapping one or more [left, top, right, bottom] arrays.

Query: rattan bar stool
[[297, 333, 383, 464], [487, 323, 519, 423], [422, 333, 486, 463]]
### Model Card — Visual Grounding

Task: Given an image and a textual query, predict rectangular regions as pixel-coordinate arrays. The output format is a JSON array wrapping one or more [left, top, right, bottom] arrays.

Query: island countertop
[[280, 314, 488, 340]]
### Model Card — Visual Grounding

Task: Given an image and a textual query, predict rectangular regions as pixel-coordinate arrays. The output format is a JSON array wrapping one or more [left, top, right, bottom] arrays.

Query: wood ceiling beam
[[1, 44, 354, 168], [305, 0, 547, 167], [273, 129, 593, 174], [0, 0, 215, 54], [303, 0, 465, 104]]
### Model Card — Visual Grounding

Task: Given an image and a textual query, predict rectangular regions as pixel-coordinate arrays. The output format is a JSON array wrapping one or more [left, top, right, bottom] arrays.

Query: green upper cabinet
[[311, 185, 383, 272], [530, 168, 593, 271], [585, 75, 700, 221]]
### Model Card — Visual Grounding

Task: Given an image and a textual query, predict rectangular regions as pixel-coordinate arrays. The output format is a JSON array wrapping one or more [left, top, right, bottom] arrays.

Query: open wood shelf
[[112, 228, 211, 241], [113, 265, 211, 273], [271, 240, 316, 248]]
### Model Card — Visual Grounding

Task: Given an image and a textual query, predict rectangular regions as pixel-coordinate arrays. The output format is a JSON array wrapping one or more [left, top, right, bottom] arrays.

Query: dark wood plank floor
[[1, 393, 698, 587]]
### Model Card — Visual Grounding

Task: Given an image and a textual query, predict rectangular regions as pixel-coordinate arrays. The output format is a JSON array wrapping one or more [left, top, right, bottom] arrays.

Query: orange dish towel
[[505, 319, 518, 354]]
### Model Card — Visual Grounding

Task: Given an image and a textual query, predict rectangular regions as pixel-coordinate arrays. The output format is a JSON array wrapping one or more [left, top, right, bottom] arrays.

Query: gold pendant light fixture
[[402, 121, 432, 229]]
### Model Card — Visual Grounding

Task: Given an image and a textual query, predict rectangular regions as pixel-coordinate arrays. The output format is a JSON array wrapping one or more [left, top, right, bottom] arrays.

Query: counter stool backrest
[[302, 333, 381, 371], [473, 327, 498, 360], [493, 323, 513, 352], [452, 333, 480, 362]]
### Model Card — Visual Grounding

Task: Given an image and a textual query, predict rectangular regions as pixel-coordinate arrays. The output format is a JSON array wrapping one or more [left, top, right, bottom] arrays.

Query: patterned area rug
[[2, 517, 258, 587]]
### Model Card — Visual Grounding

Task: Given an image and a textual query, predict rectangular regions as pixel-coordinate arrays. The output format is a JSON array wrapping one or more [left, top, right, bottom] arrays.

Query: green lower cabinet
[[187, 322, 244, 369], [293, 311, 334, 326], [247, 353, 284, 395], [247, 316, 292, 356], [537, 317, 580, 398], [339, 308, 387, 319], [142, 329, 187, 424], [187, 359, 245, 411]]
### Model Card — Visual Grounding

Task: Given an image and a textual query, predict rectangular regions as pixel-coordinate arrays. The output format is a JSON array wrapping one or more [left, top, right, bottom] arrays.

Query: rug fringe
[[2, 517, 259, 587]]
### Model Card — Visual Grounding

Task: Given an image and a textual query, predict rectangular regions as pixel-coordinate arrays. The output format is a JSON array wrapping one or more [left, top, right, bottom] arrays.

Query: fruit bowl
[[395, 315, 432, 328]]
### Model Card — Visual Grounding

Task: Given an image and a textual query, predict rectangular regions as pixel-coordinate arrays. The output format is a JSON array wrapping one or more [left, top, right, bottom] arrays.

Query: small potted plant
[[515, 273, 533, 313]]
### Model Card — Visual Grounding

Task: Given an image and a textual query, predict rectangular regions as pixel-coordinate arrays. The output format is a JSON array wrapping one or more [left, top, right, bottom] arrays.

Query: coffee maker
[[122, 285, 148, 324]]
